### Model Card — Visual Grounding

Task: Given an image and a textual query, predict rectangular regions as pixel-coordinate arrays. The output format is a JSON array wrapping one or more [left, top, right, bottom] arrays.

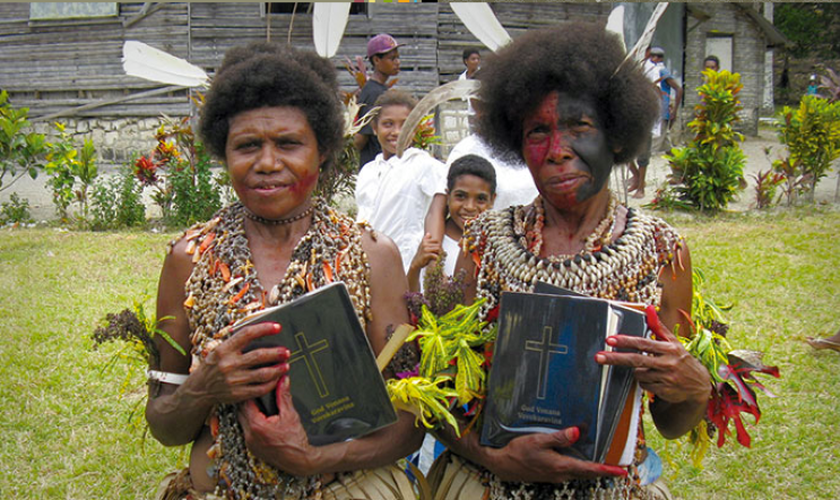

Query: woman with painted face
[[147, 43, 422, 500], [429, 24, 711, 500]]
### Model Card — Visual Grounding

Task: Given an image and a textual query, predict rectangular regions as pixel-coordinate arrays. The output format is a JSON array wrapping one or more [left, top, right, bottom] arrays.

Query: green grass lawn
[[1, 208, 838, 499]]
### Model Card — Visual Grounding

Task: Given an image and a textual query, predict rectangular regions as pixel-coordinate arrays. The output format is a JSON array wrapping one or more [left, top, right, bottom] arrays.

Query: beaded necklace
[[525, 192, 619, 260], [243, 203, 315, 226], [465, 194, 682, 324], [181, 199, 372, 499]]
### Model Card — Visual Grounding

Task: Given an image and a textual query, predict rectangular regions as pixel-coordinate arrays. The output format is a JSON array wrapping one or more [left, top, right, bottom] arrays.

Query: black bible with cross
[[236, 282, 398, 446], [480, 287, 647, 464]]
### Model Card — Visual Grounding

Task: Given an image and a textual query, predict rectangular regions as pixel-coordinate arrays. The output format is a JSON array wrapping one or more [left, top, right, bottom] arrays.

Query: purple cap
[[367, 34, 403, 58]]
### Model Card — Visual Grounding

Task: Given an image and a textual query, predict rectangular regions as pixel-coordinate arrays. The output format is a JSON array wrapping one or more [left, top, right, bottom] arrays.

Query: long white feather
[[122, 40, 208, 88], [312, 3, 351, 58], [616, 2, 669, 75], [606, 6, 626, 52], [396, 79, 481, 158], [450, 3, 512, 52]]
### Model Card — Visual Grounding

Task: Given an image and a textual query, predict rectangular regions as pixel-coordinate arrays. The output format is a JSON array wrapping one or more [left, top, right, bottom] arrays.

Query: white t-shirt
[[355, 147, 447, 272], [446, 134, 539, 210]]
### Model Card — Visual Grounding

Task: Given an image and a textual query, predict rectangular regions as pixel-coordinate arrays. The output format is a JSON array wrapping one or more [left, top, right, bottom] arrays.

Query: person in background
[[704, 55, 720, 72], [650, 46, 683, 132], [628, 46, 662, 199], [354, 90, 448, 273], [807, 74, 820, 96], [408, 154, 496, 293], [355, 34, 402, 170], [459, 48, 481, 81]]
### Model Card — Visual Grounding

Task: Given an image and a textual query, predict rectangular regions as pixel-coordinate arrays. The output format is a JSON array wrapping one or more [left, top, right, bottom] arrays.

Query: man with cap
[[629, 46, 683, 198], [628, 46, 663, 198], [649, 46, 683, 132], [355, 33, 403, 169]]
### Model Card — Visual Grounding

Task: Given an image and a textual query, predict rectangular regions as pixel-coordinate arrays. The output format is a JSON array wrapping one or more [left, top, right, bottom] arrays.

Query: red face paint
[[225, 106, 323, 220], [521, 92, 614, 211]]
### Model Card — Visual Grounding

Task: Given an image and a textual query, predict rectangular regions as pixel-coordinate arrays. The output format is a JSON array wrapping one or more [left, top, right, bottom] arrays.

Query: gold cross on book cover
[[235, 282, 397, 446]]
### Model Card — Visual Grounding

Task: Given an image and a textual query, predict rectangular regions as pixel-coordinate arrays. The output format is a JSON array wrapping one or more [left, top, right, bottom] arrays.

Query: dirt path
[[620, 126, 840, 211]]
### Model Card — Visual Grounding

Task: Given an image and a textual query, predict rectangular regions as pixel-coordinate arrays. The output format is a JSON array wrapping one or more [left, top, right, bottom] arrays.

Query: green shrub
[[0, 90, 48, 192], [90, 166, 146, 231], [134, 117, 224, 228], [665, 70, 746, 213], [774, 95, 840, 203], [751, 169, 785, 210], [44, 123, 99, 226], [0, 192, 34, 225], [168, 143, 222, 226]]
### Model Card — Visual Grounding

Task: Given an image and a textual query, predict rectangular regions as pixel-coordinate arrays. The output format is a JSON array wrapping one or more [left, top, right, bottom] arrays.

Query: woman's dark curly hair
[[477, 24, 659, 165], [199, 43, 344, 170]]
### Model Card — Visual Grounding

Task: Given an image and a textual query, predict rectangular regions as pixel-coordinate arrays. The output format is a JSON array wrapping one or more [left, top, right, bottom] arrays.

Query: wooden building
[[0, 2, 785, 169]]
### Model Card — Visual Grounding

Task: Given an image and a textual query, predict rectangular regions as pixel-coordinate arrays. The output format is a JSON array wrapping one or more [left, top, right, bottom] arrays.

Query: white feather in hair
[[122, 41, 208, 88], [450, 3, 512, 52], [606, 5, 626, 52], [312, 3, 351, 58], [396, 79, 481, 158], [614, 2, 669, 75]]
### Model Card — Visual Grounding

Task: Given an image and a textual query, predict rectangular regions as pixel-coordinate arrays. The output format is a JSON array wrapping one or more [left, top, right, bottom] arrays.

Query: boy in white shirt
[[408, 154, 496, 292], [355, 90, 447, 272]]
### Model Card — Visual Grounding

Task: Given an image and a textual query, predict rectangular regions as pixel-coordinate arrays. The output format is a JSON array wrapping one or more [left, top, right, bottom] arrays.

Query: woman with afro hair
[[147, 42, 422, 499], [428, 24, 711, 500]]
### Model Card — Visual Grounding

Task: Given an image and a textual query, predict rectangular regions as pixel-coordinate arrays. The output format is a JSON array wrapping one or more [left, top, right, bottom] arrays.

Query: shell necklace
[[522, 191, 619, 261]]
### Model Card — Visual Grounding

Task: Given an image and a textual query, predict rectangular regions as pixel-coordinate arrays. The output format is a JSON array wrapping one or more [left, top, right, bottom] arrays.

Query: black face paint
[[522, 92, 614, 209]]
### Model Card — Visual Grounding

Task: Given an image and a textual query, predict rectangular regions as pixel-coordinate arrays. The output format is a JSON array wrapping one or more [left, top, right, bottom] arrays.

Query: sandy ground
[[619, 125, 840, 212], [2, 126, 839, 222]]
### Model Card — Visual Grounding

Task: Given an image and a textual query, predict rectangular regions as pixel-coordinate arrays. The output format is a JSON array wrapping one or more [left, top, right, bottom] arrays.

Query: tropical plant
[[92, 299, 185, 428], [0, 90, 48, 192], [774, 95, 840, 203], [642, 182, 693, 212], [751, 169, 784, 209], [90, 165, 147, 231], [412, 114, 442, 153], [388, 298, 494, 435], [667, 268, 779, 468], [43, 123, 99, 226], [0, 192, 34, 225], [665, 70, 746, 212], [134, 116, 224, 227]]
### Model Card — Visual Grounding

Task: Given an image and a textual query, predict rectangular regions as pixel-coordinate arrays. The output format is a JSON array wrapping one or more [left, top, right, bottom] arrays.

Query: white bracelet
[[148, 370, 189, 385]]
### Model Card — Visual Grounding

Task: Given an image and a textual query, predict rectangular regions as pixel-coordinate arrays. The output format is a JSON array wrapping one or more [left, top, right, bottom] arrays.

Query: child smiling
[[407, 154, 496, 292], [354, 90, 448, 272]]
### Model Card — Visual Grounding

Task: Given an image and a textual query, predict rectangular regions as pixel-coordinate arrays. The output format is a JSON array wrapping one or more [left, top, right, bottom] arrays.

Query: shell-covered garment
[[464, 203, 683, 322], [461, 202, 684, 500], [180, 200, 373, 499]]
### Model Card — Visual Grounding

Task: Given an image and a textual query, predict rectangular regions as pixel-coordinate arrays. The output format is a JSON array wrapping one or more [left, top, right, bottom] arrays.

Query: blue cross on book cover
[[480, 288, 640, 462], [237, 281, 398, 446]]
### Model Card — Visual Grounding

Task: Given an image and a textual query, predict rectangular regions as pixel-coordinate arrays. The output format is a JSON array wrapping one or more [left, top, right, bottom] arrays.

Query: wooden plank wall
[[436, 2, 612, 83], [188, 2, 441, 99], [0, 2, 192, 119], [0, 2, 611, 121]]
